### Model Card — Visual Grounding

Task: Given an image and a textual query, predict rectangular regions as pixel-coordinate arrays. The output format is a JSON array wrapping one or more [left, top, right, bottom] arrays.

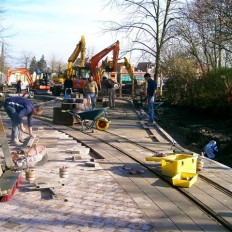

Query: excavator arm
[[89, 40, 120, 87], [106, 57, 137, 96], [123, 57, 134, 81], [5, 68, 34, 87], [67, 36, 86, 76]]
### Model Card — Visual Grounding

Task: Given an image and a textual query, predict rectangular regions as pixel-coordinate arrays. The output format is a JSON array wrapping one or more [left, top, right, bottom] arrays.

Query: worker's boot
[[10, 140, 23, 146]]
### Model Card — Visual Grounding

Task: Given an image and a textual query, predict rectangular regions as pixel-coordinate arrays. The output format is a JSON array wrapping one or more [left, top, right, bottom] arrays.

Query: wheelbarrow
[[69, 107, 109, 131]]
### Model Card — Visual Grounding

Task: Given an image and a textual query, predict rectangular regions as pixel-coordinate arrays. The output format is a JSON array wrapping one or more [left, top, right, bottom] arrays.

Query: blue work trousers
[[4, 104, 22, 143], [147, 96, 156, 122], [86, 92, 97, 110]]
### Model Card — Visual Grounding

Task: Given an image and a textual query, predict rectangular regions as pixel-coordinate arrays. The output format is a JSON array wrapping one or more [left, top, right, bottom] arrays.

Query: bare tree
[[86, 45, 96, 62], [47, 54, 66, 74], [17, 51, 33, 69], [103, 0, 181, 81], [0, 4, 16, 72], [177, 0, 232, 71]]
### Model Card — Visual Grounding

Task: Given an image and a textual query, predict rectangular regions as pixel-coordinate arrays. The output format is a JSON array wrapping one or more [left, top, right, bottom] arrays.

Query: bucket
[[25, 169, 35, 182], [59, 166, 68, 178]]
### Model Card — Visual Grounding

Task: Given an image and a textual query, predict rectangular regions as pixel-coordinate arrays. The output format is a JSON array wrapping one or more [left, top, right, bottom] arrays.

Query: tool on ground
[[26, 135, 36, 147], [26, 178, 65, 199], [21, 130, 37, 147]]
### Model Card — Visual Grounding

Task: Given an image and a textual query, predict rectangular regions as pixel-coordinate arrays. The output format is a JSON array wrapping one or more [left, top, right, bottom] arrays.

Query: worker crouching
[[4, 96, 43, 146]]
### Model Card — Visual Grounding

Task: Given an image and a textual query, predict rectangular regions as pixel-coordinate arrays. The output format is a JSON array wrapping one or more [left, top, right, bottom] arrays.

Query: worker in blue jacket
[[4, 96, 43, 146], [144, 73, 157, 126]]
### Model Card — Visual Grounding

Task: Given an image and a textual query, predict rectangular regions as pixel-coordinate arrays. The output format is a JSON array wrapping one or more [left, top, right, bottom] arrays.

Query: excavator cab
[[75, 67, 91, 79], [71, 66, 92, 92]]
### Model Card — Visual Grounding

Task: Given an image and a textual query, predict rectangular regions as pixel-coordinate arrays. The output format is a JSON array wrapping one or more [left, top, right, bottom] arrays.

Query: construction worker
[[16, 79, 22, 96], [63, 76, 73, 97], [101, 76, 108, 97], [144, 73, 157, 126], [105, 78, 116, 108], [83, 76, 98, 110], [4, 96, 43, 146]]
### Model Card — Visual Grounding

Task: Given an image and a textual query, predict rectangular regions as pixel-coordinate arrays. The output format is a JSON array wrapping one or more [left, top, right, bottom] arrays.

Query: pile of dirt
[[156, 104, 232, 168]]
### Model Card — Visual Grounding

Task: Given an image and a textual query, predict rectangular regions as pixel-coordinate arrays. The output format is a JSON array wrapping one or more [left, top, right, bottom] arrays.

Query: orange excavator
[[89, 40, 120, 86], [51, 39, 120, 96], [5, 68, 50, 95], [5, 68, 33, 87], [71, 40, 120, 92]]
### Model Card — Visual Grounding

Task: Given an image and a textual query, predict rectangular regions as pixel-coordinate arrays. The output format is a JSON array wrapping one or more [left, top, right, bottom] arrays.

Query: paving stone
[[1, 104, 226, 232]]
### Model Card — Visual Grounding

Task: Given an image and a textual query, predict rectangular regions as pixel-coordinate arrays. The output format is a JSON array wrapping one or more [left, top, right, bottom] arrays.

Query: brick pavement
[[0, 113, 154, 232]]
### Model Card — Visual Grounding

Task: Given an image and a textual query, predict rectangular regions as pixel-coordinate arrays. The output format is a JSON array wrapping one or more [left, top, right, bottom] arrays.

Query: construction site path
[[0, 98, 231, 232]]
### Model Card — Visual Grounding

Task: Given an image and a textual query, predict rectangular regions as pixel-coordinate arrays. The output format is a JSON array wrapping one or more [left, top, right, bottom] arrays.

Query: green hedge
[[164, 68, 232, 115]]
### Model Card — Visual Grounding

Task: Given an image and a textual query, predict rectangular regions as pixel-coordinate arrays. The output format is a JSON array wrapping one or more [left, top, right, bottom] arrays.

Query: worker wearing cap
[[4, 96, 43, 146], [83, 76, 98, 110]]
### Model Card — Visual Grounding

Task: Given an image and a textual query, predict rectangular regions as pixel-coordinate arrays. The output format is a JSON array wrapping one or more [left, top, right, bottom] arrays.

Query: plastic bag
[[203, 140, 218, 159]]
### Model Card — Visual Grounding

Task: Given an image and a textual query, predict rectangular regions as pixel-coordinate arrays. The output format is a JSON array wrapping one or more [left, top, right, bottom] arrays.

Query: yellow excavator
[[51, 36, 86, 96], [51, 37, 120, 96], [66, 36, 86, 77], [104, 57, 138, 96], [71, 40, 120, 93]]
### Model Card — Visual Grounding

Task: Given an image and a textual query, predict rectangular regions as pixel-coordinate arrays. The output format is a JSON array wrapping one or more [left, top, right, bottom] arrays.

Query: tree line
[[104, 0, 232, 115], [1, 0, 232, 114]]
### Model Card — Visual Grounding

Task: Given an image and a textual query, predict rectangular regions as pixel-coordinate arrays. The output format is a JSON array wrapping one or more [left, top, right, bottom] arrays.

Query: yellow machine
[[67, 35, 86, 77], [105, 57, 140, 96], [105, 57, 134, 81], [52, 37, 120, 96], [51, 36, 86, 96], [51, 74, 65, 85]]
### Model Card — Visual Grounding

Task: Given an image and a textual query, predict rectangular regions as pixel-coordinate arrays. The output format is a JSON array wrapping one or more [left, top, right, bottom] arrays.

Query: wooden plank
[[0, 116, 13, 168]]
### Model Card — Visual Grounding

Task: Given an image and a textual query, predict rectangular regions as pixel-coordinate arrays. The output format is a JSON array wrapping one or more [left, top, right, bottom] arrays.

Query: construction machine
[[105, 57, 144, 97], [51, 36, 86, 96], [51, 39, 120, 96], [89, 40, 120, 86], [5, 68, 33, 89], [67, 36, 86, 77], [5, 68, 50, 95], [71, 40, 120, 93], [103, 57, 133, 78], [33, 72, 51, 95]]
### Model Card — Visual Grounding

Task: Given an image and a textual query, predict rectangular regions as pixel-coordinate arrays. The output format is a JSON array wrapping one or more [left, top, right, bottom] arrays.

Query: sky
[[2, 0, 121, 68]]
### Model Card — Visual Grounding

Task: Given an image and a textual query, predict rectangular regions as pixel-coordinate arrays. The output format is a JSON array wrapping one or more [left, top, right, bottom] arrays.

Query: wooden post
[[119, 73, 122, 98], [131, 75, 135, 98]]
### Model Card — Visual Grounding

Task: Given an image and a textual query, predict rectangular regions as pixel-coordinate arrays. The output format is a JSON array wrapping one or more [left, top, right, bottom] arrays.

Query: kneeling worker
[[4, 96, 43, 146]]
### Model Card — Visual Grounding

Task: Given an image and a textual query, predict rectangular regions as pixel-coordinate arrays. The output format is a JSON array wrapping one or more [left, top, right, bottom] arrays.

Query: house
[[135, 62, 154, 72]]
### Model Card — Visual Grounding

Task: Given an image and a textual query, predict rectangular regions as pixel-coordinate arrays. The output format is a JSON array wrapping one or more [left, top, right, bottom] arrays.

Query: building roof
[[135, 62, 153, 72]]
